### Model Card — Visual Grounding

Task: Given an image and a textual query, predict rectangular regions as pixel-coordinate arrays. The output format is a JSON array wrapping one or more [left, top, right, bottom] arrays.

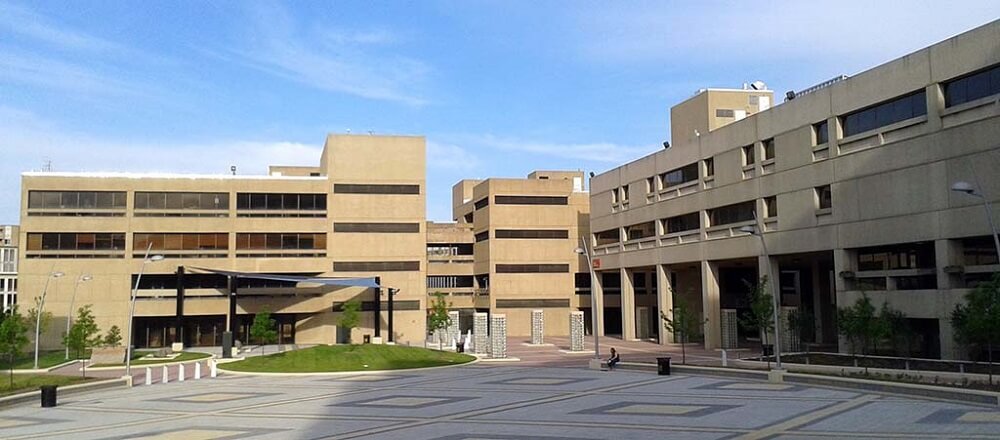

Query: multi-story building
[[19, 134, 427, 349], [425, 221, 477, 332], [452, 171, 591, 337], [0, 225, 17, 310], [590, 20, 1000, 359]]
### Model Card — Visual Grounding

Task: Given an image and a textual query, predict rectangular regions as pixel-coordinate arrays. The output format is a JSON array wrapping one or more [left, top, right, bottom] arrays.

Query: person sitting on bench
[[607, 348, 621, 370]]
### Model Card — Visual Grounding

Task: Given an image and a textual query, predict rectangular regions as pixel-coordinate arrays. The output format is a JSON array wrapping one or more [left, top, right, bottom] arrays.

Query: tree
[[249, 311, 278, 354], [740, 276, 775, 362], [26, 296, 53, 343], [0, 306, 29, 389], [102, 325, 123, 348], [878, 303, 911, 358], [837, 293, 881, 372], [337, 299, 361, 344], [427, 292, 451, 350], [660, 296, 706, 365], [63, 305, 102, 378], [951, 273, 1000, 385]]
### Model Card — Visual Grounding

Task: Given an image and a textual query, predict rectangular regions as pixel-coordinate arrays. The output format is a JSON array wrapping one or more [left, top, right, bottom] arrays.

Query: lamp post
[[125, 247, 164, 378], [574, 238, 601, 360], [952, 179, 1000, 261], [65, 274, 93, 360], [739, 224, 783, 370], [33, 270, 65, 369]]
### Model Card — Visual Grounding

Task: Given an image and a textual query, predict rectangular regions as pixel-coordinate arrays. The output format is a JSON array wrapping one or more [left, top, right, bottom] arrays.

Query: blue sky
[[2, 1, 998, 224]]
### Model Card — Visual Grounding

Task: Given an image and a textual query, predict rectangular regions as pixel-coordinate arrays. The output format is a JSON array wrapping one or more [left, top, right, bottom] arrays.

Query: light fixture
[[149, 255, 165, 262], [951, 181, 978, 196], [573, 247, 586, 255], [738, 225, 757, 234]]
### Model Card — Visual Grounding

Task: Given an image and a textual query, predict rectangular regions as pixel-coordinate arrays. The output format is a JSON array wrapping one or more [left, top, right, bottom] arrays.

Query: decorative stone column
[[530, 309, 544, 345], [490, 314, 507, 359], [781, 306, 801, 352], [473, 312, 489, 355], [569, 311, 585, 351], [720, 309, 738, 349], [448, 310, 460, 347]]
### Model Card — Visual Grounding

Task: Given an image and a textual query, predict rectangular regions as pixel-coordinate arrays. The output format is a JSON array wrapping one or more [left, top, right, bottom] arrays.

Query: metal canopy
[[189, 267, 381, 288]]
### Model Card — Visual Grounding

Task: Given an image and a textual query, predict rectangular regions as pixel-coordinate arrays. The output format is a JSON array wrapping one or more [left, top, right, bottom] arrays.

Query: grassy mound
[[222, 344, 474, 373]]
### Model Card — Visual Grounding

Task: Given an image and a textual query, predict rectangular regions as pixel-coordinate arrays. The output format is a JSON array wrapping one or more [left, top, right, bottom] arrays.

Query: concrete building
[[425, 221, 477, 332], [0, 225, 17, 311], [590, 20, 1000, 359], [18, 134, 427, 349], [451, 171, 591, 337]]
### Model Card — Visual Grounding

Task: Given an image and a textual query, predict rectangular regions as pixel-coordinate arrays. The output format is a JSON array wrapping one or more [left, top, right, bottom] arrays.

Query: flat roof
[[21, 171, 326, 181]]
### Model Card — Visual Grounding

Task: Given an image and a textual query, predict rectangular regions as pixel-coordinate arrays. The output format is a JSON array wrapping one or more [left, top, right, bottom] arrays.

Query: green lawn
[[222, 344, 475, 373], [5, 350, 86, 370], [0, 374, 93, 397], [91, 351, 212, 368]]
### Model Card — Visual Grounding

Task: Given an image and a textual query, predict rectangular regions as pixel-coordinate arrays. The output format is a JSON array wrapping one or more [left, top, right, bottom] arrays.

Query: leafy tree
[[660, 296, 706, 365], [951, 273, 1000, 384], [740, 276, 775, 362], [878, 303, 911, 358], [787, 308, 815, 352], [337, 299, 361, 343], [249, 311, 278, 354], [837, 293, 881, 370], [26, 296, 53, 344], [427, 292, 451, 350], [102, 325, 123, 348], [0, 306, 29, 389], [63, 305, 102, 378]]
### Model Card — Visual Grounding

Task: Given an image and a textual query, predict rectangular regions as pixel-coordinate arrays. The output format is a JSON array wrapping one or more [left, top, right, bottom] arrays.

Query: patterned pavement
[[4, 364, 1000, 439]]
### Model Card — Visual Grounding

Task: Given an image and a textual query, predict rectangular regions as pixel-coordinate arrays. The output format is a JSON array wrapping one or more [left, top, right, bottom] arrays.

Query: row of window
[[28, 232, 327, 252], [473, 229, 571, 241], [28, 191, 126, 210], [236, 193, 326, 211], [427, 275, 474, 288], [475, 195, 569, 210]]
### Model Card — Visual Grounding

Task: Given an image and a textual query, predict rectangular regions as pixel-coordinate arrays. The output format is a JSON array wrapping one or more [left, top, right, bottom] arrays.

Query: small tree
[[878, 303, 911, 358], [952, 273, 1000, 385], [0, 306, 29, 389], [660, 296, 706, 365], [337, 299, 361, 344], [838, 293, 881, 371], [740, 276, 775, 363], [102, 325, 123, 348], [427, 292, 451, 350], [26, 297, 53, 357], [63, 305, 102, 378], [249, 311, 278, 354]]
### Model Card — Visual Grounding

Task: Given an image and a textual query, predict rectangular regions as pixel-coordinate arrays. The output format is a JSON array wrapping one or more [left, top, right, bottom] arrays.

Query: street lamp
[[65, 274, 93, 360], [951, 180, 1000, 261], [739, 224, 783, 371], [125, 250, 164, 378], [574, 238, 601, 362], [33, 270, 65, 369]]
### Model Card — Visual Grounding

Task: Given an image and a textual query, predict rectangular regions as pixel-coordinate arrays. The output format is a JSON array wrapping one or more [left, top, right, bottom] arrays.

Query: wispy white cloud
[[0, 2, 123, 53], [227, 2, 429, 106], [0, 51, 148, 98], [460, 134, 653, 164], [427, 141, 480, 171]]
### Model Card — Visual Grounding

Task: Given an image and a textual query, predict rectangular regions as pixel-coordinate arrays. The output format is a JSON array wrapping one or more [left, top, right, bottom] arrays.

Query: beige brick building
[[590, 20, 1000, 360], [18, 134, 427, 349]]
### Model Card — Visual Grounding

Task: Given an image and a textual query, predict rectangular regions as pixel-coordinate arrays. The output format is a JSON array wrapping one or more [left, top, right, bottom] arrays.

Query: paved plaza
[[4, 363, 1000, 439]]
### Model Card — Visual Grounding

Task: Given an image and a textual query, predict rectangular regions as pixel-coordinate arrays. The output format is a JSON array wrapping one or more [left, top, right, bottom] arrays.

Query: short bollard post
[[145, 367, 152, 386], [194, 362, 201, 379], [178, 364, 185, 382], [162, 365, 169, 384], [210, 359, 217, 378], [721, 349, 728, 367]]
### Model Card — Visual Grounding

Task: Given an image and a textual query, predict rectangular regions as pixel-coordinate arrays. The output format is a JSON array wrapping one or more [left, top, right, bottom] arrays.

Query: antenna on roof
[[230, 165, 237, 176], [42, 158, 52, 172]]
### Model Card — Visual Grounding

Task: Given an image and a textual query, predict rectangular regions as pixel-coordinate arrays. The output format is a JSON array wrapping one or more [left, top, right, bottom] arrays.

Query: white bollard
[[194, 362, 201, 380], [210, 359, 217, 378], [162, 365, 169, 384], [721, 349, 728, 367], [178, 364, 185, 382], [145, 367, 152, 386]]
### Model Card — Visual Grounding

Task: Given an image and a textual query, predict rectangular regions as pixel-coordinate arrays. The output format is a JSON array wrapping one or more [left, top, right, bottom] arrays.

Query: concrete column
[[490, 314, 507, 359], [833, 248, 853, 353], [656, 264, 674, 344], [925, 83, 945, 132], [935, 239, 961, 290], [701, 260, 721, 349], [827, 115, 841, 158], [592, 271, 605, 337], [940, 320, 960, 360], [620, 268, 636, 341], [810, 258, 823, 344]]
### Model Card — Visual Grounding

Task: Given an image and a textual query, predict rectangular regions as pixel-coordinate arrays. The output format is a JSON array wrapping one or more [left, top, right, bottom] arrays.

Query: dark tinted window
[[856, 242, 935, 271], [235, 233, 326, 250], [475, 231, 489, 242], [474, 197, 489, 210], [595, 229, 620, 246], [625, 221, 656, 240], [963, 236, 999, 265], [660, 163, 699, 189], [495, 264, 569, 273], [494, 195, 568, 205], [334, 223, 420, 233], [841, 90, 926, 137], [134, 233, 228, 251], [27, 233, 126, 250], [28, 191, 126, 209], [333, 184, 419, 195], [495, 229, 569, 239], [816, 185, 832, 209], [814, 120, 829, 145], [236, 193, 326, 210], [665, 212, 700, 233], [762, 138, 775, 161], [944, 63, 1000, 107], [707, 201, 756, 226], [332, 261, 420, 271], [135, 192, 228, 210]]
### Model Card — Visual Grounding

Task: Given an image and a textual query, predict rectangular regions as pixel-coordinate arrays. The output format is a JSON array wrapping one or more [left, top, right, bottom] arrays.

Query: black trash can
[[762, 344, 774, 357], [656, 357, 671, 376], [456, 342, 465, 353], [40, 385, 57, 408]]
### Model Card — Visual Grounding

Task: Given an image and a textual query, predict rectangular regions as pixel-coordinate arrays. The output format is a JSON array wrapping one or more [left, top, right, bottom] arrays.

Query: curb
[[217, 357, 479, 377], [0, 377, 129, 409], [618, 362, 1000, 407], [86, 353, 215, 371], [11, 359, 81, 374]]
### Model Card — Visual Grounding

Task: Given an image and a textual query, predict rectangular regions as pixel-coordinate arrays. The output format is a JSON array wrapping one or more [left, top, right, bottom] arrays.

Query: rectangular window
[[495, 229, 569, 239], [856, 242, 936, 271], [703, 158, 714, 177], [474, 197, 489, 210], [575, 273, 592, 289], [620, 186, 629, 202], [333, 184, 420, 195], [474, 231, 489, 242], [427, 276, 475, 288], [646, 177, 655, 193], [236, 193, 326, 212], [707, 200, 756, 227], [816, 185, 832, 210], [962, 236, 999, 265], [493, 195, 569, 205], [764, 196, 777, 218], [26, 233, 126, 251], [814, 120, 829, 145], [134, 233, 229, 251], [495, 299, 571, 308], [665, 212, 700, 234], [762, 138, 775, 161], [594, 229, 620, 246], [611, 188, 619, 204], [742, 144, 755, 166], [333, 223, 420, 233], [27, 191, 126, 210], [625, 221, 656, 240], [715, 109, 735, 118], [841, 90, 927, 137], [495, 264, 570, 273], [944, 63, 1000, 107], [332, 261, 420, 272], [660, 163, 699, 189], [235, 233, 325, 250], [134, 192, 229, 210]]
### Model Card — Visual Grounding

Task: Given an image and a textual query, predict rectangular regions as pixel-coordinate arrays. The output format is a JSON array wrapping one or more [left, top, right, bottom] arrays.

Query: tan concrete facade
[[19, 134, 427, 349], [591, 20, 1000, 359], [452, 171, 591, 337]]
